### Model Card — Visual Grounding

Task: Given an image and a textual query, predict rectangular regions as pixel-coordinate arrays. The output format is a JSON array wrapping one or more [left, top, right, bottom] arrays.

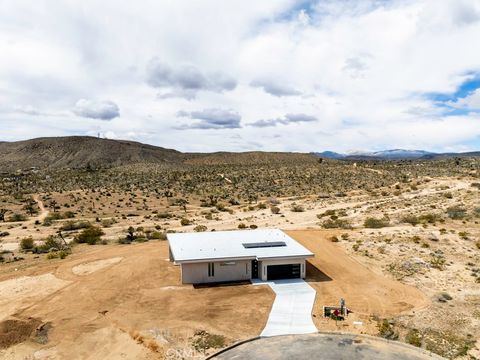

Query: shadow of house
[[305, 260, 332, 282]]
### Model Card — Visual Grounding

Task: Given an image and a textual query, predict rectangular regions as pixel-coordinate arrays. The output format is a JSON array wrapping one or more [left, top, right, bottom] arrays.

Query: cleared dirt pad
[[0, 274, 70, 322], [286, 230, 429, 320], [71, 257, 123, 276], [0, 242, 274, 359]]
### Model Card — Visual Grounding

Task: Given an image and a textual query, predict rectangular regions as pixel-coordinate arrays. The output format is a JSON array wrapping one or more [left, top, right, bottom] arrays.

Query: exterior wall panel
[[181, 260, 250, 284]]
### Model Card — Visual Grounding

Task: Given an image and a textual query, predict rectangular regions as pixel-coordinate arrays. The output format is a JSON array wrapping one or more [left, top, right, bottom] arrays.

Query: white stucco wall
[[181, 260, 251, 284]]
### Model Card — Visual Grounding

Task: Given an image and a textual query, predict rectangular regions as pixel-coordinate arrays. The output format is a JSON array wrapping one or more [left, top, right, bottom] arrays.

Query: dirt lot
[[287, 230, 428, 334], [0, 242, 274, 359]]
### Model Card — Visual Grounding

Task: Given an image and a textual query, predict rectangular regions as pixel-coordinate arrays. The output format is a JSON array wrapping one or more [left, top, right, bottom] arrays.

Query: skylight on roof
[[242, 241, 286, 249]]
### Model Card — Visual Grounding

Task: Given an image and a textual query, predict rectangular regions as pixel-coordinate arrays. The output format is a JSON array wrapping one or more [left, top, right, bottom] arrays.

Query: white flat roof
[[167, 229, 314, 264]]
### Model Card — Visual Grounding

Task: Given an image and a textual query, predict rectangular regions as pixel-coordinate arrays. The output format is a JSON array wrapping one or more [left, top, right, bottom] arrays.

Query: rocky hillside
[[0, 136, 320, 171], [0, 137, 183, 171]]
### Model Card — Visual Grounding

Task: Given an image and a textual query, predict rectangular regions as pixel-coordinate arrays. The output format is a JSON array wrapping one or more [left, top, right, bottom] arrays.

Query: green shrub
[[20, 237, 34, 250], [418, 213, 441, 224], [291, 204, 305, 212], [270, 206, 280, 214], [446, 206, 467, 219], [401, 215, 419, 226], [60, 220, 91, 231], [405, 329, 422, 347], [194, 225, 207, 232], [74, 226, 104, 245], [8, 213, 27, 222], [148, 231, 167, 240], [180, 218, 191, 226], [329, 236, 339, 242], [364, 217, 389, 228], [322, 219, 352, 229]]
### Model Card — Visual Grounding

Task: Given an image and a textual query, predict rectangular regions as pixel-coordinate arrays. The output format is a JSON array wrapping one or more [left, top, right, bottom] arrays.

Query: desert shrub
[[60, 220, 91, 231], [317, 209, 336, 218], [473, 207, 480, 217], [180, 218, 191, 226], [329, 236, 339, 242], [270, 206, 280, 214], [377, 319, 398, 340], [405, 329, 422, 347], [148, 231, 167, 240], [0, 231, 9, 237], [101, 218, 116, 228], [476, 241, 480, 250], [257, 202, 267, 209], [215, 202, 227, 211], [74, 226, 104, 245], [45, 211, 74, 221], [401, 215, 419, 226], [418, 213, 441, 224], [249, 224, 258, 229], [20, 237, 34, 250], [238, 223, 247, 229], [194, 225, 207, 232], [364, 217, 389, 228], [322, 219, 352, 229], [8, 213, 27, 222], [191, 330, 226, 351], [290, 204, 304, 212], [157, 212, 171, 219], [35, 235, 63, 253], [446, 206, 467, 219], [429, 254, 446, 270]]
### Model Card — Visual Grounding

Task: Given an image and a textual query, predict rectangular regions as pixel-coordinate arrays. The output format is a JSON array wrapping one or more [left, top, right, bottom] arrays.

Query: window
[[208, 262, 215, 277]]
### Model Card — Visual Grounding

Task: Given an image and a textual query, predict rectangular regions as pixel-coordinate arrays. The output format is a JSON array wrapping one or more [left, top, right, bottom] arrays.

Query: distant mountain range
[[0, 137, 478, 172], [312, 149, 480, 160]]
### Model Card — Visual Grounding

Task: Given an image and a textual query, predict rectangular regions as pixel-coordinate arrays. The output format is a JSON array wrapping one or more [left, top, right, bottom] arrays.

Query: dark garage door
[[267, 264, 301, 280]]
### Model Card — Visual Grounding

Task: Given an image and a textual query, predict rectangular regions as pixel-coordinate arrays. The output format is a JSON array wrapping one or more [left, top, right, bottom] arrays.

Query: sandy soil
[[0, 242, 274, 359], [0, 274, 70, 322], [71, 257, 123, 276], [285, 230, 429, 335]]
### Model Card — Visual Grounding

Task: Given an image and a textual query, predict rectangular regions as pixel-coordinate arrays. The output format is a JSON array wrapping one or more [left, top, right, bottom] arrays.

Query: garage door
[[267, 264, 301, 280]]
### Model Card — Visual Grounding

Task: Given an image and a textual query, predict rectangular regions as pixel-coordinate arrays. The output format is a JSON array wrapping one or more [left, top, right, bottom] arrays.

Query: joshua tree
[[0, 209, 7, 222], [23, 198, 37, 216], [49, 200, 58, 212], [176, 198, 189, 212]]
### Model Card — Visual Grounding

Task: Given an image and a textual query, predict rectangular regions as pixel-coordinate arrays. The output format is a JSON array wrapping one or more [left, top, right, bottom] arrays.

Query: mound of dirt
[[0, 317, 42, 349]]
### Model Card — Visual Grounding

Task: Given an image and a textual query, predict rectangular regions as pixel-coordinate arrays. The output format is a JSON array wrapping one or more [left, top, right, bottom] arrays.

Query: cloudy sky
[[1, 0, 480, 153]]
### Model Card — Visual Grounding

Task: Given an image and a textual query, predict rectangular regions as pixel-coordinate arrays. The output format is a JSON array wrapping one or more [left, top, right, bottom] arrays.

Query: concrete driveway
[[253, 279, 317, 337]]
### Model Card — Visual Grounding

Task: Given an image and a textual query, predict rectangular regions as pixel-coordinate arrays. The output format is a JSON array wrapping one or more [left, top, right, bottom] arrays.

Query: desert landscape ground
[[0, 138, 479, 359]]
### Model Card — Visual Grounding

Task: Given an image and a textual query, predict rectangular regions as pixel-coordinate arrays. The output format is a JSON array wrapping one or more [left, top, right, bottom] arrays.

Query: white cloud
[[0, 0, 479, 152], [72, 99, 120, 120]]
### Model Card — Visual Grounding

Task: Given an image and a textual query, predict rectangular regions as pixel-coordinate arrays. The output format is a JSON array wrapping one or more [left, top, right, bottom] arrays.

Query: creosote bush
[[364, 217, 389, 228], [20, 237, 34, 250], [74, 226, 104, 245]]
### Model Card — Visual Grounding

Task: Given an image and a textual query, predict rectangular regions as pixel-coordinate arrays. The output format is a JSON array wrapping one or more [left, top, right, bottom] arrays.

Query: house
[[167, 229, 314, 284]]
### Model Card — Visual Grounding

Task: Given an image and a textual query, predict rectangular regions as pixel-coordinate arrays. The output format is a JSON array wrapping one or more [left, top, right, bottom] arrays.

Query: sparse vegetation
[[74, 226, 104, 245]]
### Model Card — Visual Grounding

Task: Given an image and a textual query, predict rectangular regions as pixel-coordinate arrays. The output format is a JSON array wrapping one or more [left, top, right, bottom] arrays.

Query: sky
[[1, 0, 480, 153]]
